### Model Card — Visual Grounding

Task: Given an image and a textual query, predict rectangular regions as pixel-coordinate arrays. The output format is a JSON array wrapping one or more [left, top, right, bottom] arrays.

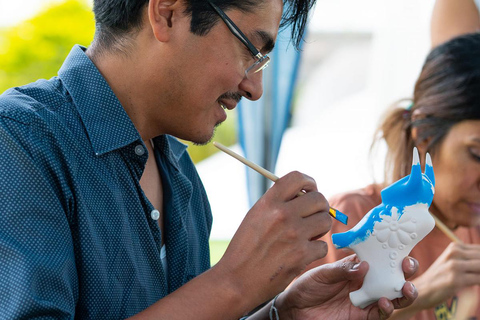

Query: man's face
[[154, 0, 283, 144]]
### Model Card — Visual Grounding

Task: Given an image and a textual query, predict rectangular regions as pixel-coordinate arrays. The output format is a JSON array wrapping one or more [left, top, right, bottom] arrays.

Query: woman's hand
[[412, 242, 480, 310]]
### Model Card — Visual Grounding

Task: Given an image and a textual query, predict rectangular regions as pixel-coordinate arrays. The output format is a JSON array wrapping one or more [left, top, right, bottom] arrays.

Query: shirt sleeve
[[0, 117, 78, 318]]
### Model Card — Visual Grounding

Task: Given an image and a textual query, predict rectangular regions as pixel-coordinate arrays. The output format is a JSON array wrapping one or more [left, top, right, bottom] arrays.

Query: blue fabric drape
[[237, 27, 304, 206]]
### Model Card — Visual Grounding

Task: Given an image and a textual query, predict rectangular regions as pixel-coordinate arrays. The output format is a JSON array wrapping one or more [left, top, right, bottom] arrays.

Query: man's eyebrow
[[251, 30, 275, 54]]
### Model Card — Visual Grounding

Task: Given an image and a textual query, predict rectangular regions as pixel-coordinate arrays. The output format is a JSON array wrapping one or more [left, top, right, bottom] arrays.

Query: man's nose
[[239, 70, 263, 101]]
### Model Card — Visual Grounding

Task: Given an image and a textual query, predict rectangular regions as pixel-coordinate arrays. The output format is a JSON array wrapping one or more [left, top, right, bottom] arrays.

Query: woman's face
[[429, 120, 480, 228]]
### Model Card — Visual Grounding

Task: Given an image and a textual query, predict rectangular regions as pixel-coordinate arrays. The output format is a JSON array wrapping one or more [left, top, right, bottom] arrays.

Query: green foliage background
[[0, 0, 95, 93], [0, 0, 238, 164]]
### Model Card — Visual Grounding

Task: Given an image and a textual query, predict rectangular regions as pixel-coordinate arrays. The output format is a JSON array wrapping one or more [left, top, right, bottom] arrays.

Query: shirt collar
[[154, 135, 189, 168], [58, 45, 141, 156]]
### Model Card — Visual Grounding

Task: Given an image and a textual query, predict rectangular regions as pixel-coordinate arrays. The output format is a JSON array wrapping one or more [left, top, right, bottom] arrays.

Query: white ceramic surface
[[332, 148, 435, 308]]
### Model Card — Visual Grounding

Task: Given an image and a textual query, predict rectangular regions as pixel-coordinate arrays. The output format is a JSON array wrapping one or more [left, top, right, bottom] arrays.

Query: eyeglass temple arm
[[208, 1, 261, 57]]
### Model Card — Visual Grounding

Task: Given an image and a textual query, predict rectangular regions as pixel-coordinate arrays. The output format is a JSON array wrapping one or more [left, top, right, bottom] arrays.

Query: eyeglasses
[[208, 1, 270, 78]]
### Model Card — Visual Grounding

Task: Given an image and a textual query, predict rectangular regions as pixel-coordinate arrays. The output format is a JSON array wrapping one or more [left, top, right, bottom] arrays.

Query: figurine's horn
[[424, 152, 435, 186], [408, 147, 422, 185]]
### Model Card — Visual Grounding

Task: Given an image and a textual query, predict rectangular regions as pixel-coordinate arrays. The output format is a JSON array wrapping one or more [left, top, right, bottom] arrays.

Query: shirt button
[[135, 145, 145, 156], [151, 209, 160, 220]]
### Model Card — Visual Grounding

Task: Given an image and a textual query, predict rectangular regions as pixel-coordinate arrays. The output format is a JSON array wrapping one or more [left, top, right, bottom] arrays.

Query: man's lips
[[219, 100, 237, 110], [218, 92, 242, 111]]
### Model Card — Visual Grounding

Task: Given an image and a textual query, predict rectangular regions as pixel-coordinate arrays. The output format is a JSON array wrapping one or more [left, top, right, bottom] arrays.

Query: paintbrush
[[213, 141, 348, 225], [430, 212, 463, 244]]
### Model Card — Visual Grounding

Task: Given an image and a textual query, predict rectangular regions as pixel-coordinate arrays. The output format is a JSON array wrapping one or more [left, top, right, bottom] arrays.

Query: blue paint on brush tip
[[335, 210, 349, 225]]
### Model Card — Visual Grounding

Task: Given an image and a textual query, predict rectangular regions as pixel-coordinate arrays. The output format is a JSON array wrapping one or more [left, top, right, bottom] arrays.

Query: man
[[0, 0, 417, 318]]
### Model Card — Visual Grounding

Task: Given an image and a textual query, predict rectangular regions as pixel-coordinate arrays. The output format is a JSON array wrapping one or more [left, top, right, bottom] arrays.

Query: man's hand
[[275, 254, 418, 320], [215, 171, 332, 311]]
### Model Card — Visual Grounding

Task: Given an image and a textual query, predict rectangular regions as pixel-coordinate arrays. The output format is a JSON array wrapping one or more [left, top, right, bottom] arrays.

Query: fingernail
[[409, 257, 415, 269], [352, 263, 361, 270], [410, 282, 416, 295]]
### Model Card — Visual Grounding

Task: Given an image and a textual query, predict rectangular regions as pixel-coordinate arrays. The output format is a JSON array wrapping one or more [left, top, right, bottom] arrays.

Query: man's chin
[[190, 123, 220, 146]]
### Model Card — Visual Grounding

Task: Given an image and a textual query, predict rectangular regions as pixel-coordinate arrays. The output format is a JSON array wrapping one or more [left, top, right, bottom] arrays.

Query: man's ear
[[148, 0, 180, 42]]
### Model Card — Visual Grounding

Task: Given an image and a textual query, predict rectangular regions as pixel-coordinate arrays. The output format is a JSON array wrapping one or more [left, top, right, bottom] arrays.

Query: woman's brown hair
[[373, 32, 480, 184]]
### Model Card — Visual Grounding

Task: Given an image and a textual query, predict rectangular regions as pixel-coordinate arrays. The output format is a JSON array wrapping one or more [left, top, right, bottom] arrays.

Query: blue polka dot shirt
[[0, 45, 212, 319]]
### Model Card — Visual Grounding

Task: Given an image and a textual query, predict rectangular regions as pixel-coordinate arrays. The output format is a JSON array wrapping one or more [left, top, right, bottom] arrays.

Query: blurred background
[[0, 0, 436, 263]]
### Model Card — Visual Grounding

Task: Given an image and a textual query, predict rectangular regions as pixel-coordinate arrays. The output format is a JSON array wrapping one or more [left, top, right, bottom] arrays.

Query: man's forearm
[[127, 263, 256, 320]]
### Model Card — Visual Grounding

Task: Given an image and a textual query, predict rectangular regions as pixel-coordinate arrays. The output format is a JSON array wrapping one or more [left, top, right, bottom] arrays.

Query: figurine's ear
[[424, 152, 435, 186], [407, 147, 422, 187], [412, 147, 420, 166]]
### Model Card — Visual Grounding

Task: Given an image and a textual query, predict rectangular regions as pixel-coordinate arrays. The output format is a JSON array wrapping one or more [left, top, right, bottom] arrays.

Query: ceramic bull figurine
[[332, 147, 435, 308]]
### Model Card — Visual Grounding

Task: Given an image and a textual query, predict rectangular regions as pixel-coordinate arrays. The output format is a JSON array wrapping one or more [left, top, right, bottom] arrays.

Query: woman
[[431, 0, 480, 48], [315, 32, 480, 319]]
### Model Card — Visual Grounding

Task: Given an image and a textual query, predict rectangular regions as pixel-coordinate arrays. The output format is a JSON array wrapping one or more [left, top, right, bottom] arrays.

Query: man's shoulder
[[0, 77, 65, 125]]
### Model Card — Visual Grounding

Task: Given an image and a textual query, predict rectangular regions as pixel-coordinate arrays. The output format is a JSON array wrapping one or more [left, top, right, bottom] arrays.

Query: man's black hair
[[91, 0, 316, 53]]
